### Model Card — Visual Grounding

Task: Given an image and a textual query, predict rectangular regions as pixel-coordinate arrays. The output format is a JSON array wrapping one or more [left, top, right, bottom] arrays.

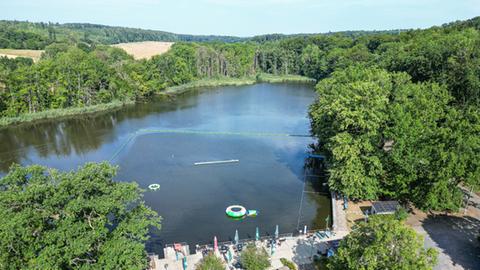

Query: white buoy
[[194, 159, 239, 166], [148, 184, 160, 191]]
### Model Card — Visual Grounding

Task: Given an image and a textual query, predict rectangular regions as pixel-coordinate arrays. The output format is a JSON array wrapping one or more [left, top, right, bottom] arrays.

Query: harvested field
[[0, 49, 44, 62], [112, 41, 174, 60]]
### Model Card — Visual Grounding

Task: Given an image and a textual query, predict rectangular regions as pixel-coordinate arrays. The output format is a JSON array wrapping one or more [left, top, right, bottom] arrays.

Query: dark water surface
[[0, 83, 330, 254]]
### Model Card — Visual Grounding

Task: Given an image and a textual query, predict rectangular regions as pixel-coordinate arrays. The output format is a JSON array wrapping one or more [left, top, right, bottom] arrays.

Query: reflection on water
[[0, 83, 330, 254]]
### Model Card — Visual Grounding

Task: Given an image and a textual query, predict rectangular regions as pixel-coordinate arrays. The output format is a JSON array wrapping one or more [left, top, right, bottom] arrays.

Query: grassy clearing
[[163, 77, 257, 95], [163, 74, 315, 95], [256, 73, 316, 84], [112, 41, 174, 60], [0, 49, 44, 62], [0, 100, 134, 128]]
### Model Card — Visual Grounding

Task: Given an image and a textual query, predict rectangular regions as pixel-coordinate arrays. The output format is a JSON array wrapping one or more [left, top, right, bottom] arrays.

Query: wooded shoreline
[[0, 74, 314, 128]]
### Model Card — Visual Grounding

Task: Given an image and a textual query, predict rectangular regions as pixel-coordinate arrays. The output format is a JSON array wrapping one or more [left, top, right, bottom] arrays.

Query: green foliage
[[240, 245, 271, 270], [1, 16, 480, 212], [310, 64, 479, 211], [300, 44, 328, 80], [195, 253, 225, 270], [0, 25, 50, 49], [379, 28, 480, 105], [394, 208, 409, 221], [328, 216, 438, 270], [310, 66, 393, 199], [0, 20, 245, 49], [0, 162, 161, 270], [280, 258, 297, 270]]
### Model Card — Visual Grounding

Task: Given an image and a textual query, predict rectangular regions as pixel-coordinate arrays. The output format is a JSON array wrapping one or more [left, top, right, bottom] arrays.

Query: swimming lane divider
[[108, 129, 314, 162]]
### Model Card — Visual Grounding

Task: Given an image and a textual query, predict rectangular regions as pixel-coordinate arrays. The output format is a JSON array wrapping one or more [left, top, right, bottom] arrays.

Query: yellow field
[[0, 49, 44, 62], [112, 41, 174, 60]]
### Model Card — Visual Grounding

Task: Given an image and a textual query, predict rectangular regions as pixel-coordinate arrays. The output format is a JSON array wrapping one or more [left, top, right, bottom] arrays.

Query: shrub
[[240, 244, 271, 270], [280, 258, 297, 270], [196, 253, 225, 270]]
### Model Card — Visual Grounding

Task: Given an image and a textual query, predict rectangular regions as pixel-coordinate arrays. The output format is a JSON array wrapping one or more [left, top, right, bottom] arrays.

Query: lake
[[0, 83, 331, 254]]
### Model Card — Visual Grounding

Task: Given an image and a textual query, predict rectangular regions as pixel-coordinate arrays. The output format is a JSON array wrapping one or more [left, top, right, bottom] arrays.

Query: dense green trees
[[0, 20, 245, 48], [309, 65, 479, 211], [0, 162, 160, 269], [310, 66, 392, 200], [379, 28, 480, 106], [328, 216, 438, 270]]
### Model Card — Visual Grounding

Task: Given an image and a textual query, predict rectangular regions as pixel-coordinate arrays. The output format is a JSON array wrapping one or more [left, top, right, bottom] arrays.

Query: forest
[[0, 17, 479, 213], [0, 20, 246, 49]]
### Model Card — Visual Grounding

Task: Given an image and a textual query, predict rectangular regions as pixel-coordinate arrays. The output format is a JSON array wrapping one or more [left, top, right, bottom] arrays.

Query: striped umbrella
[[255, 227, 260, 241], [234, 229, 239, 245], [214, 236, 218, 252], [227, 249, 232, 262], [182, 257, 187, 270]]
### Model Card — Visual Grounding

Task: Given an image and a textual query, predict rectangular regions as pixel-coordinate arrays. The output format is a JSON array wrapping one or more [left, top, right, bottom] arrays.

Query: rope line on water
[[108, 128, 314, 162], [133, 128, 312, 138]]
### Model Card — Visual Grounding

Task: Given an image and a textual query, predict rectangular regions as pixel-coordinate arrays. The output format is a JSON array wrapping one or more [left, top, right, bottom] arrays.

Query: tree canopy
[[240, 245, 271, 270], [0, 162, 160, 269], [309, 65, 479, 211], [195, 253, 225, 270], [328, 216, 438, 270]]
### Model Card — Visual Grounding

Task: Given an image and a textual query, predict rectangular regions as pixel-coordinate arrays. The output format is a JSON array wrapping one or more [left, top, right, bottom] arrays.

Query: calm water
[[0, 83, 330, 254]]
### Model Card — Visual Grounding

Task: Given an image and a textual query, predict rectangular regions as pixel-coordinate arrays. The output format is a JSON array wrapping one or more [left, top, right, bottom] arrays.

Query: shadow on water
[[422, 215, 480, 270], [0, 95, 198, 172], [302, 153, 331, 231]]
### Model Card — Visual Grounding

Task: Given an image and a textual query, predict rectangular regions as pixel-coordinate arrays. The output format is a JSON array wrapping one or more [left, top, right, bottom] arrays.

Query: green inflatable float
[[226, 205, 257, 218]]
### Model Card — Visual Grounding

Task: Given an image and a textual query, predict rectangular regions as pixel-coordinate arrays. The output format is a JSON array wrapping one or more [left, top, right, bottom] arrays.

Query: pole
[[464, 186, 474, 214]]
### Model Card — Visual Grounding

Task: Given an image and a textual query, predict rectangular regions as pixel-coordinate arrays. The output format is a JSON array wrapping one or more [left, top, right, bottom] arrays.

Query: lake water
[[0, 83, 331, 254]]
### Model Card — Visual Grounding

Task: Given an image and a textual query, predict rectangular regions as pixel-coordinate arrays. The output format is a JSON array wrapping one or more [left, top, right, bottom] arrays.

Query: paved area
[[150, 232, 348, 270], [407, 190, 480, 270], [332, 193, 349, 233]]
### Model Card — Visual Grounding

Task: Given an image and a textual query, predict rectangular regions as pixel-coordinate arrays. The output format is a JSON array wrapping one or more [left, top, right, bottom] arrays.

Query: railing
[[185, 233, 294, 252]]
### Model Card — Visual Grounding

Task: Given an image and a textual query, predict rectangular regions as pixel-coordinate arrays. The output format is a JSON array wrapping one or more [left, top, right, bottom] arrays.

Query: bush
[[195, 253, 225, 270], [280, 258, 296, 270], [240, 244, 271, 270], [394, 207, 409, 221]]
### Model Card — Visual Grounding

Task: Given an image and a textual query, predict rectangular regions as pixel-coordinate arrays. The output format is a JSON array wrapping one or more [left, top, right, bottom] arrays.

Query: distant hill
[[0, 20, 246, 49], [1, 16, 479, 50], [442, 16, 480, 30], [249, 30, 405, 43]]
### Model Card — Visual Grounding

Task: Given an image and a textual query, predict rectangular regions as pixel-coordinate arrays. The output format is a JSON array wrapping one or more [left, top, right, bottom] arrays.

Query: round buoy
[[226, 205, 247, 218], [148, 184, 160, 191]]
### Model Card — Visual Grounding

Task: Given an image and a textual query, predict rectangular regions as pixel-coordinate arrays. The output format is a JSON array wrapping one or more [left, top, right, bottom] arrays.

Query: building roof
[[371, 201, 401, 214]]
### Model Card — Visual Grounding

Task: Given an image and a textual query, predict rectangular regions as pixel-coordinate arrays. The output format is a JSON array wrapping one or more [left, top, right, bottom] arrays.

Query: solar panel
[[372, 201, 400, 214]]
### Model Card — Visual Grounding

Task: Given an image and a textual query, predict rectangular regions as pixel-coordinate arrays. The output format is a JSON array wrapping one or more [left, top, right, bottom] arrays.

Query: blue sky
[[1, 0, 479, 36]]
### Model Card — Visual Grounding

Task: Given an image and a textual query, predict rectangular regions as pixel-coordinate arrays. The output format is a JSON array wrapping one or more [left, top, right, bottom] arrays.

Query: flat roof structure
[[371, 201, 401, 215]]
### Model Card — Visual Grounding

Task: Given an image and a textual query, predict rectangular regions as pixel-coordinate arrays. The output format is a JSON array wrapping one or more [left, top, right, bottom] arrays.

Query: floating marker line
[[134, 128, 312, 138], [108, 128, 314, 162], [194, 159, 239, 166]]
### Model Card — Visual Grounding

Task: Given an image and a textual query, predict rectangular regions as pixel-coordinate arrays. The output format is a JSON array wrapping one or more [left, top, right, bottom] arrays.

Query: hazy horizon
[[1, 0, 479, 37]]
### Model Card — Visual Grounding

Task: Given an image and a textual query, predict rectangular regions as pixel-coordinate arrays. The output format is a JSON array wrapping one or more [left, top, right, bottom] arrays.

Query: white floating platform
[[194, 159, 239, 166]]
